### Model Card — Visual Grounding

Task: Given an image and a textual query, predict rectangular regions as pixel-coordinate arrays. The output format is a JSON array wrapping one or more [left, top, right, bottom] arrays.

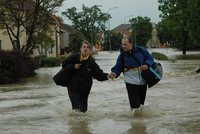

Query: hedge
[[0, 50, 39, 84]]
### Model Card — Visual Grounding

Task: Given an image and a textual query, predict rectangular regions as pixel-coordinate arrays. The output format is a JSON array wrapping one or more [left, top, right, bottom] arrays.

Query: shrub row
[[40, 57, 61, 67], [175, 54, 200, 60]]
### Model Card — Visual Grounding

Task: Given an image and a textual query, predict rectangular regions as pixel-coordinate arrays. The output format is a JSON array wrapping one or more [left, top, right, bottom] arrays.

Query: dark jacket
[[62, 53, 108, 95]]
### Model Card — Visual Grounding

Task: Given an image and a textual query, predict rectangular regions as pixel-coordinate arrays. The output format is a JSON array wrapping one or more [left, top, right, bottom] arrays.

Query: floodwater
[[0, 49, 200, 134]]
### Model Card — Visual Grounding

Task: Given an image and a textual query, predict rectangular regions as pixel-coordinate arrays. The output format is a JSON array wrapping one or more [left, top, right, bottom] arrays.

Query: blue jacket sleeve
[[111, 53, 123, 78], [142, 48, 155, 67]]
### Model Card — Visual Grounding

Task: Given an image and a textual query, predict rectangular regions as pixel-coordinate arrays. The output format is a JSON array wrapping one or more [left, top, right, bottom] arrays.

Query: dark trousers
[[125, 83, 147, 109], [67, 90, 89, 113]]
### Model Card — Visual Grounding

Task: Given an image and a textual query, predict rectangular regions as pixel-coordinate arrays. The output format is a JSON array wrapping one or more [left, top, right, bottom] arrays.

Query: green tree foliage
[[62, 5, 110, 46], [103, 31, 122, 51], [0, 0, 64, 54], [158, 0, 200, 54], [129, 16, 152, 47], [156, 21, 173, 46], [101, 31, 109, 50], [110, 32, 123, 51], [187, 0, 200, 47], [69, 30, 86, 53]]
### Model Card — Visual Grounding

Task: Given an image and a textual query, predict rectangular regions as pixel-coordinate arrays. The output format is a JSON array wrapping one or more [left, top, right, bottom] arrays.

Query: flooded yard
[[0, 49, 200, 134]]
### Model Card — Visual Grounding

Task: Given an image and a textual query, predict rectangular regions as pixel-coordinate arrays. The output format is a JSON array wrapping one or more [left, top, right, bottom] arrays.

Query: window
[[48, 45, 53, 53], [38, 45, 44, 54]]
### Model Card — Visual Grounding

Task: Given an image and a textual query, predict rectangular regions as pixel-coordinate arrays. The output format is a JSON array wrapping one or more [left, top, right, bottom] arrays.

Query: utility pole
[[91, 5, 102, 46], [134, 25, 137, 44], [108, 6, 118, 53]]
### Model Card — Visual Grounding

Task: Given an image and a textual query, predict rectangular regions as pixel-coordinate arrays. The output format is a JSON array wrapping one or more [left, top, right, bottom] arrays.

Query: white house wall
[[0, 27, 26, 50]]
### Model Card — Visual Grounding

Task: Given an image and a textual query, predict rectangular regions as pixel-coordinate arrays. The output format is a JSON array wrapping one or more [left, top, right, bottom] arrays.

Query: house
[[60, 23, 75, 55], [112, 24, 132, 37], [30, 14, 62, 57], [146, 23, 160, 48], [0, 1, 73, 58], [0, 13, 74, 57], [34, 14, 75, 57], [112, 23, 161, 48]]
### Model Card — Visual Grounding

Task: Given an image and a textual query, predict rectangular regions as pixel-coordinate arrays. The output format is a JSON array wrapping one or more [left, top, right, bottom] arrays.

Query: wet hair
[[123, 35, 133, 43], [81, 40, 91, 49], [127, 37, 133, 43]]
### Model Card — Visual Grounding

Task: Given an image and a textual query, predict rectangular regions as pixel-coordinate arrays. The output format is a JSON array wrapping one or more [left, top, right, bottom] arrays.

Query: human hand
[[74, 64, 81, 69], [107, 74, 112, 80], [108, 72, 116, 80], [140, 65, 148, 71]]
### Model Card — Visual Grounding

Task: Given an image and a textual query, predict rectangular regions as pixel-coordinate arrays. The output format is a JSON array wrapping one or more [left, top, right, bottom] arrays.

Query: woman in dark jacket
[[62, 40, 109, 112]]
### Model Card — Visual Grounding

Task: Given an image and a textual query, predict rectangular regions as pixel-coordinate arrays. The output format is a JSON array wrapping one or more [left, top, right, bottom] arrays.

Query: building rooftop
[[112, 24, 131, 31]]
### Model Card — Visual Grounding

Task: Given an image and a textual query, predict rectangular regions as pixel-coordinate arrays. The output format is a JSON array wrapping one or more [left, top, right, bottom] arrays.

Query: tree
[[110, 32, 123, 51], [187, 0, 200, 49], [129, 16, 152, 47], [158, 0, 200, 54], [0, 0, 64, 54], [102, 31, 122, 51], [156, 21, 173, 47], [69, 30, 85, 53], [62, 5, 110, 46]]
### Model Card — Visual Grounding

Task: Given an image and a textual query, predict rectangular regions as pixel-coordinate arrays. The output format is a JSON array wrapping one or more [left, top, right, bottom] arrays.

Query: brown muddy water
[[0, 49, 200, 134]]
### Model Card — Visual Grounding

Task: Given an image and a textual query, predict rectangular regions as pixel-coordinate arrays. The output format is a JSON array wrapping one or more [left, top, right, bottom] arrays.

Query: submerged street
[[0, 49, 200, 134]]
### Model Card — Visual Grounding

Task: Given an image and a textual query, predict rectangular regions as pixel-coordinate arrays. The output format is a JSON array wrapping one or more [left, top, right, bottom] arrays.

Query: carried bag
[[53, 67, 73, 87], [141, 62, 163, 88], [121, 50, 163, 88]]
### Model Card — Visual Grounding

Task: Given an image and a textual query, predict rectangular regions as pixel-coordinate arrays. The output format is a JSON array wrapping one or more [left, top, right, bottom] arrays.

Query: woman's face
[[80, 42, 90, 56]]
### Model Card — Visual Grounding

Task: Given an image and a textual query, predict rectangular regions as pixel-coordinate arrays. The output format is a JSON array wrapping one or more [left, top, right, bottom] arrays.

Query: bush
[[40, 57, 61, 67], [0, 50, 39, 84]]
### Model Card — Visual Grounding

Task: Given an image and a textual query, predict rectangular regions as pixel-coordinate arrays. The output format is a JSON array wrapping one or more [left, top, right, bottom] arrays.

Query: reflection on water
[[126, 121, 147, 134], [0, 50, 200, 134], [68, 120, 92, 134]]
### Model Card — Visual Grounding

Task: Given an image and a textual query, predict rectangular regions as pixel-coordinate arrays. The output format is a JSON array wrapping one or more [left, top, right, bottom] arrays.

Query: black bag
[[141, 63, 163, 88], [53, 67, 73, 87]]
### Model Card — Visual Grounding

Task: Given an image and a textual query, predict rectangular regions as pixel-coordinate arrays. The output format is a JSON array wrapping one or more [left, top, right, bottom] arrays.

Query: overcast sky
[[59, 0, 161, 29]]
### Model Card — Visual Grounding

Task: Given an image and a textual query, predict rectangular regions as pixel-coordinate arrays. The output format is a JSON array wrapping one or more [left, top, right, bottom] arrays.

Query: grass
[[151, 52, 169, 60], [175, 54, 200, 60], [151, 51, 200, 61]]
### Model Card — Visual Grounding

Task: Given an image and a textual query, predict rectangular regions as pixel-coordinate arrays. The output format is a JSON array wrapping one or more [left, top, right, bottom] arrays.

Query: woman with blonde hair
[[62, 40, 110, 112]]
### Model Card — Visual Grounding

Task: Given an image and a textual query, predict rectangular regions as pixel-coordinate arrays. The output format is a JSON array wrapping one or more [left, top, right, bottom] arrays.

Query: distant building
[[146, 23, 160, 48], [60, 23, 75, 55], [112, 23, 161, 48], [112, 24, 132, 37]]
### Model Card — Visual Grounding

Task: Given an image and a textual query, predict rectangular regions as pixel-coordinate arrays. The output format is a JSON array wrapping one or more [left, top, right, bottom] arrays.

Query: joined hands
[[107, 72, 116, 80]]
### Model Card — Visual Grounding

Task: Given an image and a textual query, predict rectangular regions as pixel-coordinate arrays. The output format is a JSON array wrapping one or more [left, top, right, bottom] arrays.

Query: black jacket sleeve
[[90, 58, 108, 81]]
